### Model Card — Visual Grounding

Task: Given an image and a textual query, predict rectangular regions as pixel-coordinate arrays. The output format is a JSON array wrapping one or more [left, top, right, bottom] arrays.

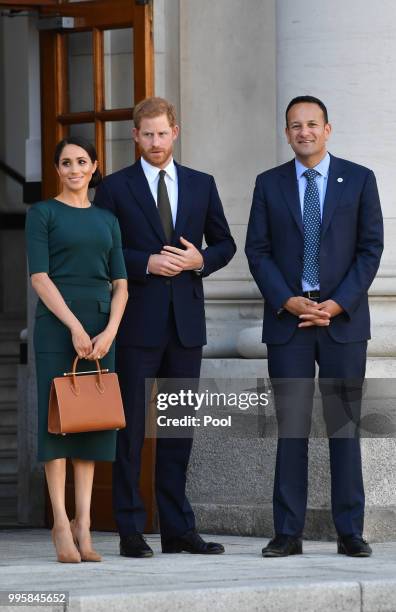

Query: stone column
[[178, 0, 277, 358], [173, 0, 279, 535]]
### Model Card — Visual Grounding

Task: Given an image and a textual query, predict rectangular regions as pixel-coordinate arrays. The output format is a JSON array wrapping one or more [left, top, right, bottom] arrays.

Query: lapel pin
[[337, 177, 343, 183]]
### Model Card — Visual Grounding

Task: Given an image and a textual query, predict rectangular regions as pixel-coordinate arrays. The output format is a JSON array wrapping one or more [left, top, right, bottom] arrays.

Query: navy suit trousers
[[267, 326, 367, 537], [113, 306, 202, 538]]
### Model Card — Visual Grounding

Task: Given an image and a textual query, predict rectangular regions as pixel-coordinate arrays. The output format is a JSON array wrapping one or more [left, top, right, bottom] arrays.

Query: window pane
[[105, 121, 134, 174], [104, 29, 134, 110], [67, 32, 94, 113], [69, 123, 95, 141]]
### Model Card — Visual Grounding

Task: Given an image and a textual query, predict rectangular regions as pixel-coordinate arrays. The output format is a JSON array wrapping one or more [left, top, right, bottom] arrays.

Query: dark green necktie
[[157, 170, 173, 243]]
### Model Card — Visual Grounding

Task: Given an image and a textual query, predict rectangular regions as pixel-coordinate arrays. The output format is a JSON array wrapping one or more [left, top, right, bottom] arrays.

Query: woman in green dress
[[25, 137, 128, 563]]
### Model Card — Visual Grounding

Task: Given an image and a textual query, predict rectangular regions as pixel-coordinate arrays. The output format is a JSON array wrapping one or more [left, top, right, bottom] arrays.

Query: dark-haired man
[[94, 97, 235, 558], [245, 96, 383, 557]]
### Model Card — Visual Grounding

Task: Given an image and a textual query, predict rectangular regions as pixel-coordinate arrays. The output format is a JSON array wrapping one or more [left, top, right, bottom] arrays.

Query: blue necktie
[[302, 168, 321, 287]]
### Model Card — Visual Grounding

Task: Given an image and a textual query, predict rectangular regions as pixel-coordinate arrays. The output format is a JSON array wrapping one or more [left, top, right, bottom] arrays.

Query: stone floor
[[1, 529, 396, 611]]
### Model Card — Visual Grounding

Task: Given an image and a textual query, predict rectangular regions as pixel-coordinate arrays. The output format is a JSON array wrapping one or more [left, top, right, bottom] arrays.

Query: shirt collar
[[140, 156, 176, 183], [295, 152, 330, 180]]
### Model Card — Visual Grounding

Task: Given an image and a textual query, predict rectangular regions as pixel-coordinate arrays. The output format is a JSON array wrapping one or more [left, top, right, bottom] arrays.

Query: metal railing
[[0, 159, 41, 205]]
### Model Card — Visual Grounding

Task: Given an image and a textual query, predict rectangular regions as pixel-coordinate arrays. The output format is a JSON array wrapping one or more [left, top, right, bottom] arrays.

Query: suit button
[[165, 280, 171, 286]]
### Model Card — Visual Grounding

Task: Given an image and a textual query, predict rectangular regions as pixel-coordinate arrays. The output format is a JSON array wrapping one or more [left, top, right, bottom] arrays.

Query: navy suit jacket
[[94, 160, 236, 348], [245, 154, 383, 345]]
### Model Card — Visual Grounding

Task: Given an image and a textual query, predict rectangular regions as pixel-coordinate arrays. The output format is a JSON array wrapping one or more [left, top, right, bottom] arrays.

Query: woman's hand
[[85, 279, 128, 361], [86, 329, 115, 361], [30, 274, 97, 357], [71, 325, 93, 359]]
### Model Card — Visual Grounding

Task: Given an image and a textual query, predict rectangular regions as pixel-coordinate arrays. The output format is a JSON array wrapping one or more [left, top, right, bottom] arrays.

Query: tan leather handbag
[[48, 355, 126, 435]]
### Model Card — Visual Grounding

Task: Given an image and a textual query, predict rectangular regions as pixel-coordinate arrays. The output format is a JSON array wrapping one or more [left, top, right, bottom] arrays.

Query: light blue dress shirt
[[295, 152, 330, 292]]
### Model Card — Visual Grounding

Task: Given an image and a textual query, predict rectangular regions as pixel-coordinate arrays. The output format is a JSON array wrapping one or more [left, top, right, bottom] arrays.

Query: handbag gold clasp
[[63, 369, 109, 376]]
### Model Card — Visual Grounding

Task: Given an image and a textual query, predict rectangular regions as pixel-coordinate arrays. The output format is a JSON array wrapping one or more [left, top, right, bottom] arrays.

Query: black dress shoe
[[120, 534, 154, 558], [337, 535, 372, 557], [262, 534, 303, 557], [162, 529, 225, 554]]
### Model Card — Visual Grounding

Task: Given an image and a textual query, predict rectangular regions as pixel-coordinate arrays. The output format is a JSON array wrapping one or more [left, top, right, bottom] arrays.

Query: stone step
[[0, 362, 18, 382], [0, 482, 17, 498], [0, 472, 17, 485], [0, 313, 20, 529], [0, 427, 17, 452], [0, 322, 25, 340], [0, 450, 17, 476], [0, 344, 19, 359], [0, 494, 17, 524], [0, 399, 16, 410], [0, 384, 17, 403], [0, 355, 19, 367], [0, 450, 18, 482], [0, 517, 18, 527], [0, 314, 25, 330], [0, 316, 25, 359], [0, 515, 18, 527], [0, 404, 17, 427]]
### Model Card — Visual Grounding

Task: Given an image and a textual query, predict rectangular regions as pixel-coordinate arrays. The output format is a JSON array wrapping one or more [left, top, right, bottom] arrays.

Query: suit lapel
[[321, 155, 348, 237], [125, 161, 166, 243], [173, 162, 191, 242], [279, 160, 304, 235]]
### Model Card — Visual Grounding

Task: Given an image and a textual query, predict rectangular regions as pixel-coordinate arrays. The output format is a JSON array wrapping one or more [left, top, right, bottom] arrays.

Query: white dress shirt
[[140, 156, 178, 227], [140, 156, 203, 275]]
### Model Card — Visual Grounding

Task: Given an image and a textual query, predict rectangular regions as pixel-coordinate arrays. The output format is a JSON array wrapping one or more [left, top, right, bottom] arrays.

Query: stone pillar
[[171, 0, 278, 535], [178, 0, 277, 358]]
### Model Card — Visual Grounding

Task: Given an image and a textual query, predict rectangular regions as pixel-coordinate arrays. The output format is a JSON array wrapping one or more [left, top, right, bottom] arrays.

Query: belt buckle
[[305, 290, 320, 301]]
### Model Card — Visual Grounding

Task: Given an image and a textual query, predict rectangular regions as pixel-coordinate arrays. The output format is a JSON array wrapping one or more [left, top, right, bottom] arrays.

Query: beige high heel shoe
[[70, 519, 102, 562], [51, 526, 81, 563]]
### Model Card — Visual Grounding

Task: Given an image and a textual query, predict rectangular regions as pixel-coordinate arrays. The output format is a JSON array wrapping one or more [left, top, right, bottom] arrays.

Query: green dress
[[25, 199, 127, 462]]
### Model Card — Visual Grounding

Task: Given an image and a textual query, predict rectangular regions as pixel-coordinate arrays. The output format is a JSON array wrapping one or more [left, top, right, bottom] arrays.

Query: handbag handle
[[70, 355, 105, 396]]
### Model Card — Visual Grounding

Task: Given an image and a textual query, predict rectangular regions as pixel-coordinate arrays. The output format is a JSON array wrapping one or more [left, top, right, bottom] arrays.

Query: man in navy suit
[[245, 96, 383, 557], [94, 97, 235, 557]]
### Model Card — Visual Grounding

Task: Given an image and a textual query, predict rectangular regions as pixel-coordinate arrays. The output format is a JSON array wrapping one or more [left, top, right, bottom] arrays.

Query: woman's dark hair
[[54, 136, 102, 188]]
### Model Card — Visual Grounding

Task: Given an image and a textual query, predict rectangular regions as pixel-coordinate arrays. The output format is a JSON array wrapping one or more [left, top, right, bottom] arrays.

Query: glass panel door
[[40, 0, 153, 196]]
